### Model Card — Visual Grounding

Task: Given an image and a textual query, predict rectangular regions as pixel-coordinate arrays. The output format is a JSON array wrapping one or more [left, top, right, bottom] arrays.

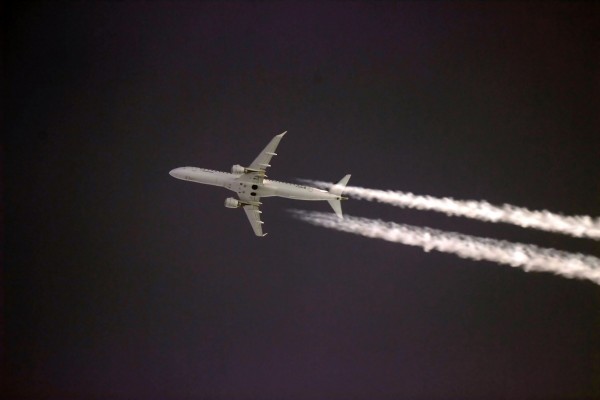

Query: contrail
[[290, 210, 600, 285], [303, 180, 600, 240]]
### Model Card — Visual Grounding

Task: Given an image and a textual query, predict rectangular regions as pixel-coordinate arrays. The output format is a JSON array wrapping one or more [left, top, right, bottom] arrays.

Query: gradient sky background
[[4, 2, 600, 399]]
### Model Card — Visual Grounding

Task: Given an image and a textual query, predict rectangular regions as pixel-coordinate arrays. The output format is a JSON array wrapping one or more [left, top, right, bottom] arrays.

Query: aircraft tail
[[327, 174, 351, 218]]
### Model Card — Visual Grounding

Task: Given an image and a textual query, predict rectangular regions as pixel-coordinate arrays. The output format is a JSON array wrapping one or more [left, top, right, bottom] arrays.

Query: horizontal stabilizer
[[327, 174, 351, 218], [329, 174, 351, 196], [327, 199, 344, 219]]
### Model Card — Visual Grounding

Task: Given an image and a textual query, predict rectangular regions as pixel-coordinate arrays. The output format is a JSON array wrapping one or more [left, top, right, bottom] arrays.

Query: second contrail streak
[[291, 210, 600, 285], [304, 180, 600, 240]]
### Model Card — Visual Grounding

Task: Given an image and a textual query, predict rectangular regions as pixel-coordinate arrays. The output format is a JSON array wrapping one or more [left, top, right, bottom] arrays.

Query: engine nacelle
[[231, 164, 245, 175], [224, 197, 241, 209]]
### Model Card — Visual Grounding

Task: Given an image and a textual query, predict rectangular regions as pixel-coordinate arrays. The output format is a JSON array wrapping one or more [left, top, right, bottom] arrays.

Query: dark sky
[[4, 2, 600, 399]]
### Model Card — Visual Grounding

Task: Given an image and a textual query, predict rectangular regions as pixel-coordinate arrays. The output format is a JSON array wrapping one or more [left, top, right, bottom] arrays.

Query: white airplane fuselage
[[169, 167, 341, 202]]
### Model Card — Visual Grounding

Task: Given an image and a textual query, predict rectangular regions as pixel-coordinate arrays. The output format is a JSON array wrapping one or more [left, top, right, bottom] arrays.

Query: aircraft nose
[[169, 168, 183, 179]]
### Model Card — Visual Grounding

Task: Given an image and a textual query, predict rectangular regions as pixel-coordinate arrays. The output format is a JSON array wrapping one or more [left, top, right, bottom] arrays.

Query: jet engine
[[224, 197, 241, 208], [231, 164, 245, 175]]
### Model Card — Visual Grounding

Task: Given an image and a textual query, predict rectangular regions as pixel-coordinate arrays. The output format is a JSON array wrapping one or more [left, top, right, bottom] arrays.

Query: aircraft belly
[[189, 171, 226, 187], [269, 184, 331, 201]]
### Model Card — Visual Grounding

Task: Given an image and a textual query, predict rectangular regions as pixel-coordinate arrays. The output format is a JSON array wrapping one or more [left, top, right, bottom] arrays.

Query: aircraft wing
[[237, 131, 285, 235], [238, 192, 267, 237], [248, 131, 287, 173], [242, 204, 266, 237]]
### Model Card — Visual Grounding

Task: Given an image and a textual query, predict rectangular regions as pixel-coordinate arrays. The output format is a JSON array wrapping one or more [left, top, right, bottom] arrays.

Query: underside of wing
[[242, 204, 266, 237], [248, 131, 286, 173]]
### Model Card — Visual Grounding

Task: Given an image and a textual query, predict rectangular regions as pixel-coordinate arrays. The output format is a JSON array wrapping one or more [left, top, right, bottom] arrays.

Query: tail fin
[[327, 174, 351, 218]]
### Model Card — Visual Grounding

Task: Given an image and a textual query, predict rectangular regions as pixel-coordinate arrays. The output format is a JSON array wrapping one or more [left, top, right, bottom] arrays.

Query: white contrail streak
[[291, 210, 600, 285], [304, 180, 600, 240]]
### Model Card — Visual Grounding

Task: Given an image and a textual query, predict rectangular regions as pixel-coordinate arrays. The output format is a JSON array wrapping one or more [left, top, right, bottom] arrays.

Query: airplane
[[169, 131, 351, 237]]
